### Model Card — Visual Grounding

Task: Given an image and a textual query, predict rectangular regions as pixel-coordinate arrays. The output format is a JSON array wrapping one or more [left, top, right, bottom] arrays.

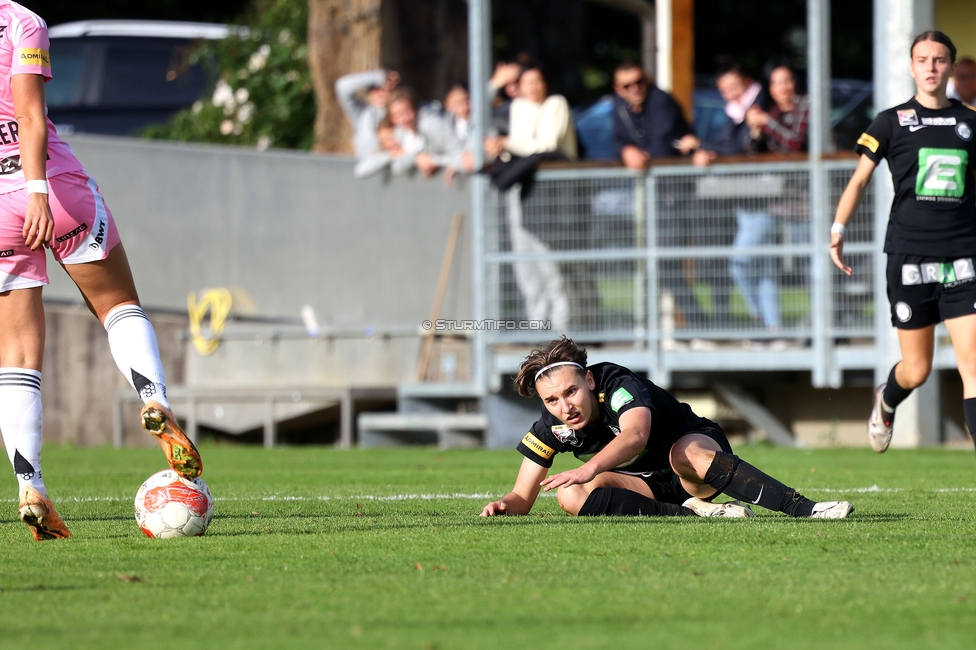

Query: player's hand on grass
[[830, 231, 852, 276], [540, 465, 596, 492], [481, 500, 508, 516], [23, 192, 54, 250]]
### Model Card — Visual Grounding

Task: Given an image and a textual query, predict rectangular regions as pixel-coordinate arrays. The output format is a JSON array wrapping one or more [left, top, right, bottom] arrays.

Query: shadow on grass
[[0, 584, 93, 592]]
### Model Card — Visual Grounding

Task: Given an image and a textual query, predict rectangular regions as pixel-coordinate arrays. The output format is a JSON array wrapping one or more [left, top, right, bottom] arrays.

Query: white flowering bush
[[143, 0, 314, 150]]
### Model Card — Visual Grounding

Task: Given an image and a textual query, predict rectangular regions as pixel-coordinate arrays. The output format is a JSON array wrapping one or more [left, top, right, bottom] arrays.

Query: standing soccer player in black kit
[[831, 31, 976, 454], [480, 336, 853, 519]]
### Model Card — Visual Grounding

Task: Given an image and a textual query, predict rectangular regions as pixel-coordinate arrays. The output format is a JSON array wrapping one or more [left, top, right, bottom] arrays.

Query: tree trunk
[[308, 0, 468, 154], [382, 0, 468, 106], [308, 0, 384, 153]]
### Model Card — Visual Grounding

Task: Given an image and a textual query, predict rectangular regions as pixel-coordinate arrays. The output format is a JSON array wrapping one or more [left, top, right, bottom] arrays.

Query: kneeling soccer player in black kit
[[480, 337, 853, 519]]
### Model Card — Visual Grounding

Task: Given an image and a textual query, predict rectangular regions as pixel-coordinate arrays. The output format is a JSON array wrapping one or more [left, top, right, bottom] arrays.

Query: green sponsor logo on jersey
[[916, 148, 968, 198], [610, 387, 634, 412]]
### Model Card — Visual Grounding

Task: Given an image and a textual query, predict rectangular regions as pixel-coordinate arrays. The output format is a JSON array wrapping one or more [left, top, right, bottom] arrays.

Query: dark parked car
[[45, 20, 233, 136]]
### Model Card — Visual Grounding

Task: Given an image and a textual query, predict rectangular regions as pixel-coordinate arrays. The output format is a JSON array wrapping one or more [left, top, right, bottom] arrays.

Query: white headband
[[534, 361, 584, 382]]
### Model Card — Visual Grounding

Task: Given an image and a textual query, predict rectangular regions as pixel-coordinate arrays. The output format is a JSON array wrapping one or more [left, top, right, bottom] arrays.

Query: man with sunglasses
[[612, 61, 699, 171], [611, 62, 705, 332]]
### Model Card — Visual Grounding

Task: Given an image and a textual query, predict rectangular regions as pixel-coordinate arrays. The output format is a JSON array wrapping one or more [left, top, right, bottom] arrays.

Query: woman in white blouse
[[485, 67, 578, 161]]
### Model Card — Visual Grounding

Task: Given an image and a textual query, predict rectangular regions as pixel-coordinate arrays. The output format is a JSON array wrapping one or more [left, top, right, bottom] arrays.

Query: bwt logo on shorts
[[55, 223, 87, 243], [88, 220, 105, 250], [0, 249, 13, 258]]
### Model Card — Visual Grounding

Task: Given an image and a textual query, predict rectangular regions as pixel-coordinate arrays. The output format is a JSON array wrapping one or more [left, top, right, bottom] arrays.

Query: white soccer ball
[[134, 469, 213, 538]]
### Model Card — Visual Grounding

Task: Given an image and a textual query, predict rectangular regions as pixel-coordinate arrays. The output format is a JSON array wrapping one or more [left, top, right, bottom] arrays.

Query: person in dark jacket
[[611, 61, 705, 333], [611, 61, 699, 170]]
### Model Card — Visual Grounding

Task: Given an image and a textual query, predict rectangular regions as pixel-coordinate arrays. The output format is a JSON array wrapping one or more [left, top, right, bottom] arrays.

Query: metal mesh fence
[[653, 166, 812, 338], [483, 160, 874, 350], [488, 259, 642, 338]]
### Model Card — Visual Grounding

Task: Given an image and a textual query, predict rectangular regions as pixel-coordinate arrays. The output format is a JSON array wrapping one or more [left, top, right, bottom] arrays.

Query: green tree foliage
[[143, 0, 314, 150]]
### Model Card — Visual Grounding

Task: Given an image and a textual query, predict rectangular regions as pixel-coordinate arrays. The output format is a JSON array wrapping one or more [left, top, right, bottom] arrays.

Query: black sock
[[964, 398, 976, 453], [882, 364, 913, 412], [703, 451, 816, 517], [577, 487, 695, 517]]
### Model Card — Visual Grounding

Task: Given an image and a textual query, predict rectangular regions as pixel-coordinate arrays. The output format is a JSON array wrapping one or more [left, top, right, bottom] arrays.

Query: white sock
[[0, 368, 47, 496], [104, 304, 170, 408]]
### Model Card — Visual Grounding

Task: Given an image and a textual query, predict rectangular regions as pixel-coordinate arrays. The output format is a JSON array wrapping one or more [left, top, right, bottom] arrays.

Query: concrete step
[[357, 412, 488, 449]]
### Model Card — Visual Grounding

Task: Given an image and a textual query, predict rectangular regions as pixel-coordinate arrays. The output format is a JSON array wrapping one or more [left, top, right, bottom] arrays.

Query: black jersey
[[516, 362, 714, 473], [854, 98, 976, 257]]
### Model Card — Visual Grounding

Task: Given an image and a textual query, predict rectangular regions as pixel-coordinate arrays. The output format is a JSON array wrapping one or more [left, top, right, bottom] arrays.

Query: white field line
[[3, 485, 976, 504]]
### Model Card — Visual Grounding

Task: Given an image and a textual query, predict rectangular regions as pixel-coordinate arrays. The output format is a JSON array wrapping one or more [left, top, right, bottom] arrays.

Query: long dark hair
[[911, 30, 957, 64], [513, 336, 588, 397]]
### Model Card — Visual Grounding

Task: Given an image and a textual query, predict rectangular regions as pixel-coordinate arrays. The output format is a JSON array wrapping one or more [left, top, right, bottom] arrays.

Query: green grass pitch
[[1, 444, 975, 649]]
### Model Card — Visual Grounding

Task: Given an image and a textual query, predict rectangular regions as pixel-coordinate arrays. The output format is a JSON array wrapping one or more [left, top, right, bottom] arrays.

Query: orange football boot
[[140, 401, 203, 479], [19, 486, 72, 541]]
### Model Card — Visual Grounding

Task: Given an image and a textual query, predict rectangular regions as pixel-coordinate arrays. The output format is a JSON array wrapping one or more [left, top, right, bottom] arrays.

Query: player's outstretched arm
[[830, 154, 877, 276], [481, 457, 548, 516], [540, 406, 651, 492]]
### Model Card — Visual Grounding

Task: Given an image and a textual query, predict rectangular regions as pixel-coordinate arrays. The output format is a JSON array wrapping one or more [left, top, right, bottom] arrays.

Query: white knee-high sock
[[104, 304, 170, 408], [0, 368, 46, 496]]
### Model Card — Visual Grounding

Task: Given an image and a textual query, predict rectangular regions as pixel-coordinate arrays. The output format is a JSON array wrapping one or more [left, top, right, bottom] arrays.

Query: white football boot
[[683, 497, 755, 518], [810, 501, 854, 519]]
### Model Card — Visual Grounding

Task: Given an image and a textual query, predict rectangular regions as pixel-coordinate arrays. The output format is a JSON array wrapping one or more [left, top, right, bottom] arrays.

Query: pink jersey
[[0, 0, 82, 194]]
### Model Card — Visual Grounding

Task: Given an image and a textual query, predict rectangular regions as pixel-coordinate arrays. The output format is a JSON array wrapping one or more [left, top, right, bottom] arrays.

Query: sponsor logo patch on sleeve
[[16, 48, 50, 68], [521, 432, 555, 459], [609, 387, 634, 412], [856, 133, 880, 153]]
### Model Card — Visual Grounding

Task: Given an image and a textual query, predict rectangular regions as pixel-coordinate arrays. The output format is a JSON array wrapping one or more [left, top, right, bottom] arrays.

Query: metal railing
[[475, 157, 883, 388]]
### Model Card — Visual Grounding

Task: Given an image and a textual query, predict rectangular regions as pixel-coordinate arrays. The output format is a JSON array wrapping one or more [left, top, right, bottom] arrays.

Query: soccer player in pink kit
[[0, 1, 202, 541]]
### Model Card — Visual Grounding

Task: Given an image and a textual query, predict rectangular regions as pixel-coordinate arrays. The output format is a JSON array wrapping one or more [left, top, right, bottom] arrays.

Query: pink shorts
[[0, 170, 121, 291]]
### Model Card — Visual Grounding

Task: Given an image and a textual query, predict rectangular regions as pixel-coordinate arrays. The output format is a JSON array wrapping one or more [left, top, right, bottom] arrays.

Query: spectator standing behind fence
[[352, 118, 400, 178], [335, 69, 399, 160], [746, 66, 809, 154], [490, 61, 523, 136], [747, 65, 811, 316], [694, 62, 781, 341], [484, 66, 576, 333], [419, 83, 476, 185], [612, 61, 699, 168], [484, 67, 578, 162], [611, 61, 706, 335], [354, 88, 436, 179], [948, 56, 976, 104]]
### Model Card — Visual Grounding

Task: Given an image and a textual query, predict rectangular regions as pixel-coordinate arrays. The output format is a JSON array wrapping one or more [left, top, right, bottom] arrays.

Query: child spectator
[[335, 69, 400, 160], [419, 83, 476, 185]]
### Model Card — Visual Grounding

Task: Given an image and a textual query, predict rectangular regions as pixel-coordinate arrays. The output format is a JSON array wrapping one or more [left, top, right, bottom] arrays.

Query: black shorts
[[886, 254, 976, 328], [611, 426, 733, 504]]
